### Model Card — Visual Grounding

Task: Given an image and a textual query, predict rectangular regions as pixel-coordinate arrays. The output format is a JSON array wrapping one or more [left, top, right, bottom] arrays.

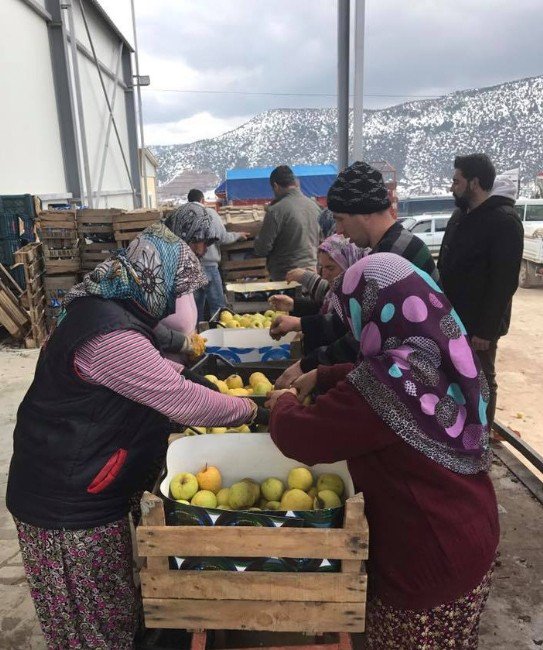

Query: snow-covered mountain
[[151, 76, 543, 195]]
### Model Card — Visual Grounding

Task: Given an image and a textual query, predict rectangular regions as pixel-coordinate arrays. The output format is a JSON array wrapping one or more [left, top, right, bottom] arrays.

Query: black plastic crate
[[0, 194, 35, 240]]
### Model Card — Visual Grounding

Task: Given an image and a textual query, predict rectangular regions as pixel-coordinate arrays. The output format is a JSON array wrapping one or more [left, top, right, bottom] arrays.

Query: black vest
[[6, 297, 169, 529]]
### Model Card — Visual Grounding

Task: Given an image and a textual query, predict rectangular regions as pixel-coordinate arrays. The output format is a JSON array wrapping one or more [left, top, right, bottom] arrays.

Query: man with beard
[[438, 154, 523, 431]]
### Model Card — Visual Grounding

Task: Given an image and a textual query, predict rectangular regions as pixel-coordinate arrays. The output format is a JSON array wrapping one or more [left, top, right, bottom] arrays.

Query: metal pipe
[[95, 42, 124, 205], [63, 0, 93, 207], [131, 0, 148, 209], [77, 0, 136, 203], [352, 0, 366, 161], [337, 0, 350, 171]]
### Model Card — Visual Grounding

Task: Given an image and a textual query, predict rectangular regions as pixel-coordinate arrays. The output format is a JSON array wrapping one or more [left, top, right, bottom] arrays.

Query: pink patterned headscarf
[[334, 252, 491, 474], [318, 235, 366, 314]]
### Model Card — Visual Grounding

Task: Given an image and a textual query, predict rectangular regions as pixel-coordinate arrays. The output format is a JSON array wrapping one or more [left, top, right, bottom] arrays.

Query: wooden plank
[[81, 251, 115, 261], [81, 242, 117, 252], [224, 269, 269, 280], [140, 492, 169, 572], [113, 220, 158, 233], [0, 290, 28, 327], [45, 260, 81, 274], [140, 570, 366, 603], [142, 598, 365, 633], [77, 224, 115, 234], [136, 526, 368, 560], [222, 240, 256, 252], [341, 493, 367, 575], [38, 220, 77, 230], [222, 259, 267, 271], [114, 211, 161, 224], [0, 300, 25, 337], [0, 263, 23, 296]]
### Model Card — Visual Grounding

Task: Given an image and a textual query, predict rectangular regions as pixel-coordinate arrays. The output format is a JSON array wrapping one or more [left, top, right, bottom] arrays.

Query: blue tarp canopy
[[216, 164, 338, 202]]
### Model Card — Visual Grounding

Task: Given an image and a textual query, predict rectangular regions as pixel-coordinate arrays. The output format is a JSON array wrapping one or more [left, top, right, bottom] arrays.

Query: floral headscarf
[[165, 202, 219, 245], [318, 235, 366, 314], [334, 252, 491, 474], [62, 222, 207, 322]]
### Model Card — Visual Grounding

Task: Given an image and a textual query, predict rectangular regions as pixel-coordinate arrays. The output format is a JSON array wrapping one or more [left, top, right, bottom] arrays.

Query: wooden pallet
[[13, 243, 48, 348], [0, 263, 30, 339], [221, 238, 269, 282], [113, 210, 162, 247], [37, 211, 81, 275], [136, 491, 368, 634]]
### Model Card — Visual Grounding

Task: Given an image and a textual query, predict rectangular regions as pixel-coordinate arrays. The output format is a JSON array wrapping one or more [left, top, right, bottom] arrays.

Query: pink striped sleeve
[[74, 329, 253, 427]]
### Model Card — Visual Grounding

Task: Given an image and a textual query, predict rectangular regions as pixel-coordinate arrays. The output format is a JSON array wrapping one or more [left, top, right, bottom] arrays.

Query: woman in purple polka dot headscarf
[[335, 251, 491, 474]]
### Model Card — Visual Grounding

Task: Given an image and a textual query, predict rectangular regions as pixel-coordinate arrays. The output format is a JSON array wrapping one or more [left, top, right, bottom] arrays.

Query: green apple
[[241, 478, 260, 505], [316, 473, 344, 496], [191, 490, 218, 508], [175, 499, 190, 504], [280, 488, 313, 511], [229, 481, 254, 510], [265, 501, 281, 511], [261, 477, 285, 502], [287, 467, 313, 491], [170, 472, 199, 500], [216, 488, 231, 506], [314, 489, 342, 510]]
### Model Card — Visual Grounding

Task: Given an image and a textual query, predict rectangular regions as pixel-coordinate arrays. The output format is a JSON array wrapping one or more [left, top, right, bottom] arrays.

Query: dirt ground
[[0, 287, 542, 648]]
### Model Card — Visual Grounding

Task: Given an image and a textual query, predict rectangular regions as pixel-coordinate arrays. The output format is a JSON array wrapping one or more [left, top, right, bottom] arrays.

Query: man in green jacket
[[254, 165, 321, 280]]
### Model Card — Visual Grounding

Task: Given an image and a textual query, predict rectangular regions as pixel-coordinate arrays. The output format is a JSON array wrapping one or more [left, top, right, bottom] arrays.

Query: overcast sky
[[100, 0, 543, 146]]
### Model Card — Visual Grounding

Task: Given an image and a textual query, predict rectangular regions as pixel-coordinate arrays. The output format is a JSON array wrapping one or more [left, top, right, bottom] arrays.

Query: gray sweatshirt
[[201, 206, 243, 267], [253, 188, 321, 280]]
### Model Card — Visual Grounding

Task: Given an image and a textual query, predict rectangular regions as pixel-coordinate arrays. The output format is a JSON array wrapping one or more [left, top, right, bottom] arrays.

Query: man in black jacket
[[438, 154, 523, 430]]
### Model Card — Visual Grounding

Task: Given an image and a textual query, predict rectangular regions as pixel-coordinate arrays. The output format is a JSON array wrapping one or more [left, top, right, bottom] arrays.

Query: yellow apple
[[228, 481, 254, 510], [265, 501, 281, 510], [287, 467, 313, 491], [280, 488, 313, 511], [215, 380, 229, 394], [314, 490, 342, 510], [196, 465, 222, 494], [316, 473, 344, 497], [209, 427, 227, 434], [226, 374, 244, 390], [216, 488, 230, 506], [204, 374, 218, 384], [191, 490, 218, 508], [261, 477, 285, 502]]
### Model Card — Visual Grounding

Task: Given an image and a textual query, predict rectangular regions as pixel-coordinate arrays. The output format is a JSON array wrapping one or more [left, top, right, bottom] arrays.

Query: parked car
[[401, 213, 451, 255]]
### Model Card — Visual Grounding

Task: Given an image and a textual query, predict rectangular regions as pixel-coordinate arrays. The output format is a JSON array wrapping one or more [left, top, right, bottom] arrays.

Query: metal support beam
[[122, 50, 143, 208], [44, 0, 82, 201], [352, 0, 366, 161], [131, 0, 148, 208], [78, 0, 136, 205], [337, 0, 350, 171], [95, 42, 124, 205], [63, 0, 94, 208], [66, 33, 128, 90]]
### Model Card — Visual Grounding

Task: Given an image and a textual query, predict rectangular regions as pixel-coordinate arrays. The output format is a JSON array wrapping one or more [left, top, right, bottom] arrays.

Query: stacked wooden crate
[[0, 263, 30, 341], [13, 243, 48, 347], [113, 209, 162, 248], [37, 210, 80, 275], [77, 208, 123, 272], [218, 205, 268, 282]]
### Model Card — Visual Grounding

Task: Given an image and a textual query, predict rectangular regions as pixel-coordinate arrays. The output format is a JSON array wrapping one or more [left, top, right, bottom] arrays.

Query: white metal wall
[[0, 1, 68, 195]]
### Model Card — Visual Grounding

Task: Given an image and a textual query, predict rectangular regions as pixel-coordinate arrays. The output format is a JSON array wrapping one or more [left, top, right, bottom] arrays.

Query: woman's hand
[[269, 315, 301, 340], [292, 369, 318, 402], [285, 268, 306, 283], [268, 294, 294, 312], [274, 360, 304, 389], [265, 388, 297, 410]]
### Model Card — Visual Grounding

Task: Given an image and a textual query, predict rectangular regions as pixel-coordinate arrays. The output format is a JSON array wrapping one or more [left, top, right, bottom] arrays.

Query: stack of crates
[[0, 194, 36, 287]]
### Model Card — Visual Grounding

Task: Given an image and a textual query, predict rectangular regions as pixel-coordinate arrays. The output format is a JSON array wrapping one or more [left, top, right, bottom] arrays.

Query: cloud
[[100, 0, 543, 144], [144, 112, 249, 146]]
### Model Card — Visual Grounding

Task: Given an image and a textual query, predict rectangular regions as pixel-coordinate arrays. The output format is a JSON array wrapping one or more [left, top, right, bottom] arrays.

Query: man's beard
[[454, 193, 470, 210]]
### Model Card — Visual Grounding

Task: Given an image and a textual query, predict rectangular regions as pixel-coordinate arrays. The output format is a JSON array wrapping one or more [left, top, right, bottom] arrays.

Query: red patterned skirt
[[15, 517, 138, 649], [361, 566, 494, 649]]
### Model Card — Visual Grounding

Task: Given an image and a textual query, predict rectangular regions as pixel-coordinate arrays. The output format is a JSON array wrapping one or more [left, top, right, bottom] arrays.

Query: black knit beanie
[[327, 161, 391, 214]]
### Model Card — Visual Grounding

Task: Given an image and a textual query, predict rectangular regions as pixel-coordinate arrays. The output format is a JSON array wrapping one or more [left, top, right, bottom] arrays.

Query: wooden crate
[[113, 210, 162, 247], [136, 492, 368, 634], [221, 239, 269, 282], [77, 209, 121, 271], [37, 210, 80, 275], [0, 263, 30, 339]]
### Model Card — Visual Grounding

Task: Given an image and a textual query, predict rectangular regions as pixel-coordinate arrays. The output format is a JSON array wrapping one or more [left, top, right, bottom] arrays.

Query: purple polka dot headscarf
[[334, 252, 491, 474]]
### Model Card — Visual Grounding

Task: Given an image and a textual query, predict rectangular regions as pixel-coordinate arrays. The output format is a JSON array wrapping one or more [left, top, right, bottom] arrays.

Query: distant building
[[140, 148, 159, 208], [0, 0, 142, 209]]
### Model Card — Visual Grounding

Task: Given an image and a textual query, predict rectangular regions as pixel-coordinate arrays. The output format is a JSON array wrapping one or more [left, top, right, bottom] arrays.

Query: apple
[[316, 473, 344, 497], [287, 467, 313, 491], [217, 488, 231, 506], [229, 481, 254, 510], [261, 477, 285, 502], [170, 472, 199, 501], [315, 489, 342, 510], [191, 490, 218, 508], [196, 465, 222, 494], [280, 488, 313, 511]]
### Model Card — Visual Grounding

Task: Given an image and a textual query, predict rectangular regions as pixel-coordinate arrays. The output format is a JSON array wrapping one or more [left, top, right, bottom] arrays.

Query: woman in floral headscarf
[[269, 235, 366, 352], [266, 252, 499, 649], [7, 223, 258, 650]]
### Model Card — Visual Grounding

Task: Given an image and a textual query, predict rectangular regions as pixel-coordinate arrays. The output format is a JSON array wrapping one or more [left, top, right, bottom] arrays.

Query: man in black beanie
[[254, 165, 321, 280], [272, 161, 439, 389]]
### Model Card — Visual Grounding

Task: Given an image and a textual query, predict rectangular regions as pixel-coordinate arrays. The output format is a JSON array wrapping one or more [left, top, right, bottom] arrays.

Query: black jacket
[[6, 297, 169, 529], [437, 195, 523, 340]]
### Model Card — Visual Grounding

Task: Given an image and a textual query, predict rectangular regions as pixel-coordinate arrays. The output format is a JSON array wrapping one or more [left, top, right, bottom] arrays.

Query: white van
[[401, 213, 451, 256], [514, 198, 543, 234]]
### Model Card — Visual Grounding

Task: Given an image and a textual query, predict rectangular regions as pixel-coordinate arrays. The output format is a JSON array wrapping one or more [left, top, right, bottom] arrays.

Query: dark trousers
[[476, 340, 498, 431]]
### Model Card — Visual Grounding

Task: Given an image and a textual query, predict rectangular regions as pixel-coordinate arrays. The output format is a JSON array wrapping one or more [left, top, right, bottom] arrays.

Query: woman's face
[[189, 241, 207, 258], [318, 251, 342, 283]]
